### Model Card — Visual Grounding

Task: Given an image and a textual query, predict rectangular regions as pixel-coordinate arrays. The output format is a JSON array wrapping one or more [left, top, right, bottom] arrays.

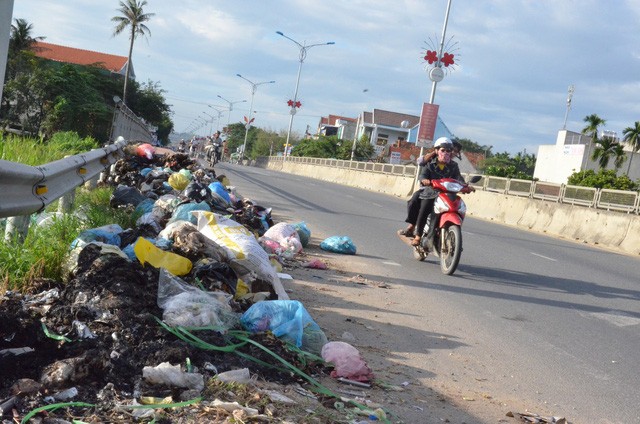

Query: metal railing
[[264, 156, 640, 214], [0, 139, 126, 219]]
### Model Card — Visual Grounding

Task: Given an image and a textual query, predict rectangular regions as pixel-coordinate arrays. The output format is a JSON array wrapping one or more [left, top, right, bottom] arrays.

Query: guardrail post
[[4, 215, 30, 244], [58, 188, 76, 213]]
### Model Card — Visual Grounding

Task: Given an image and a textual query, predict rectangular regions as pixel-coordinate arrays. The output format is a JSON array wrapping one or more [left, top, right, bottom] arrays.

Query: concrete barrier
[[263, 160, 640, 256]]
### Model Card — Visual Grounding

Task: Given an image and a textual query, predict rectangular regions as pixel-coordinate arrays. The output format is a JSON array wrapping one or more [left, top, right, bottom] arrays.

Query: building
[[534, 130, 640, 184], [33, 41, 131, 79], [317, 108, 476, 172]]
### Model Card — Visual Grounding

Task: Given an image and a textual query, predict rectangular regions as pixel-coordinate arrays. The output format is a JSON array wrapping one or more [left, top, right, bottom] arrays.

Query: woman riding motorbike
[[411, 137, 465, 248]]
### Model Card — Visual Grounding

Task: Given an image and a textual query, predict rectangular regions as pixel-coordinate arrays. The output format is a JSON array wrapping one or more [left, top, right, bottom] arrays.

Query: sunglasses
[[439, 148, 452, 152]]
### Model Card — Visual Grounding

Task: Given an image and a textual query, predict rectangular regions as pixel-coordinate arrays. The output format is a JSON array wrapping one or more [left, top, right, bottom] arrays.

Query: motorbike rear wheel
[[440, 224, 462, 275]]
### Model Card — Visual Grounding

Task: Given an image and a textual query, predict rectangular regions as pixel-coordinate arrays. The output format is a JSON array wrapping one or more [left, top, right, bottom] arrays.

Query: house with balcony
[[317, 108, 476, 172]]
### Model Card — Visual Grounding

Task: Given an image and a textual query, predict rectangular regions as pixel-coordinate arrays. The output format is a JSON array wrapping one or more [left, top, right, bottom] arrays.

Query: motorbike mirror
[[468, 175, 482, 184]]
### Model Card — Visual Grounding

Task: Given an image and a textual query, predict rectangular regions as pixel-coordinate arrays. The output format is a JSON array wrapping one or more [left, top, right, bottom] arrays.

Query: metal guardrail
[[266, 156, 640, 214], [0, 139, 125, 219]]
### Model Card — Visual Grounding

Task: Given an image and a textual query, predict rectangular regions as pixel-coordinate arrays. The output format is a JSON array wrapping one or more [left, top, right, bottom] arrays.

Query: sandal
[[410, 237, 421, 246], [399, 228, 414, 237]]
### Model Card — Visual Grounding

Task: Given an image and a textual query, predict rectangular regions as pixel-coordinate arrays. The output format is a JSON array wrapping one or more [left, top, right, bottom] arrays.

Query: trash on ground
[[320, 235, 357, 255]]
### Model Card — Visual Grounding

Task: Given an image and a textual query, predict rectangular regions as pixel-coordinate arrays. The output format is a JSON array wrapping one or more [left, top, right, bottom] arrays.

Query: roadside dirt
[[283, 242, 509, 424]]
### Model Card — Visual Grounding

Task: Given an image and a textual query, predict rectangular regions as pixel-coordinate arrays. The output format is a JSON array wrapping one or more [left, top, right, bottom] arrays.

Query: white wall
[[534, 143, 585, 184]]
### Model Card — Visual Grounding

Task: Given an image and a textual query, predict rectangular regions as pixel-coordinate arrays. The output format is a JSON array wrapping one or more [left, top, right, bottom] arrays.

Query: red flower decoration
[[424, 50, 438, 64], [287, 99, 294, 107], [441, 52, 455, 67], [294, 101, 301, 108], [287, 99, 302, 108]]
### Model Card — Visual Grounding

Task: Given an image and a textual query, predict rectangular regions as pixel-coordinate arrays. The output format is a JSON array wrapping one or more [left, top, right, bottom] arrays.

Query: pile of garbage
[[0, 146, 379, 423]]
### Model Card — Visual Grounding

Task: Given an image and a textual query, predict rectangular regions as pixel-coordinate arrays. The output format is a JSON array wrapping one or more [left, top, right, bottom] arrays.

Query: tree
[[591, 134, 625, 170], [567, 169, 638, 191], [581, 113, 606, 141], [622, 121, 640, 175], [111, 0, 154, 105]]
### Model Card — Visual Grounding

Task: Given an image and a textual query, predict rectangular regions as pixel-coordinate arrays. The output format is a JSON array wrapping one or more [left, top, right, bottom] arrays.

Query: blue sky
[[10, 0, 640, 154]]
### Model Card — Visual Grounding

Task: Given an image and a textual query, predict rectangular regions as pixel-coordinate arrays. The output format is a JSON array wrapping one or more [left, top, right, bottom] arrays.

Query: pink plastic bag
[[302, 259, 327, 269], [321, 341, 374, 382], [136, 143, 156, 159]]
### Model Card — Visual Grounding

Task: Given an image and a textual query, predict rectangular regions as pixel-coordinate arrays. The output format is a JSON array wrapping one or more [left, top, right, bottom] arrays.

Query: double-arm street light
[[276, 31, 335, 159], [217, 95, 247, 131], [201, 111, 216, 134], [237, 73, 275, 160], [207, 105, 225, 132]]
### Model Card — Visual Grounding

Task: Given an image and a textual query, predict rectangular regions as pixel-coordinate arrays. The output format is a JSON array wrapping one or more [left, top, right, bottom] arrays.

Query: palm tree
[[591, 135, 625, 170], [581, 113, 606, 140], [111, 0, 154, 105], [9, 18, 45, 56], [622, 121, 640, 175], [582, 113, 606, 170]]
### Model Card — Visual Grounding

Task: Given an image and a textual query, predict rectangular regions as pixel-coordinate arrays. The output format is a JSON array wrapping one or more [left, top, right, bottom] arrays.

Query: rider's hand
[[421, 179, 431, 186]]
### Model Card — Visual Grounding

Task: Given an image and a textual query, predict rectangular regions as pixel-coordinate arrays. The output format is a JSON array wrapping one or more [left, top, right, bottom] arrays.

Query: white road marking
[[382, 261, 402, 266], [588, 311, 640, 327], [530, 252, 557, 261], [371, 202, 383, 208]]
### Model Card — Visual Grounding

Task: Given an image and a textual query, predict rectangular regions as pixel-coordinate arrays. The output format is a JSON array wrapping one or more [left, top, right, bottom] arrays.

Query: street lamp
[[207, 105, 226, 133], [237, 73, 275, 161], [201, 111, 216, 134], [217, 95, 247, 131], [276, 31, 335, 159]]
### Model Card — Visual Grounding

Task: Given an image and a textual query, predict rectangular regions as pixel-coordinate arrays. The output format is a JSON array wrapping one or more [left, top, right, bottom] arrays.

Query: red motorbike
[[413, 176, 480, 275]]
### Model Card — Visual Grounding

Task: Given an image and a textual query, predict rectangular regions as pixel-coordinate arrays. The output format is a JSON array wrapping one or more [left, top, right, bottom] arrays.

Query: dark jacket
[[418, 158, 463, 199]]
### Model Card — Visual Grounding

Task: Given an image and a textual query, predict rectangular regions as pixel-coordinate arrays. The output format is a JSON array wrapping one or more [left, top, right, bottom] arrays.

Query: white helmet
[[434, 137, 453, 148]]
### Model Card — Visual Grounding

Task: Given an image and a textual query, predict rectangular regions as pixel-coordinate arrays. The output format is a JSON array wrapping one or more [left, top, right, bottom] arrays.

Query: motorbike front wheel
[[440, 224, 462, 275]]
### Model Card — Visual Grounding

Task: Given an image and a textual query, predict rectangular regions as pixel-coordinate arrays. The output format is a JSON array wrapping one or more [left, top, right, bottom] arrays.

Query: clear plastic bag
[[157, 269, 239, 331]]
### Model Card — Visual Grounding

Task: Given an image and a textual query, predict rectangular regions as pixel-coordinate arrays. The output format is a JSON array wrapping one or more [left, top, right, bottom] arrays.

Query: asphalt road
[[217, 162, 640, 424]]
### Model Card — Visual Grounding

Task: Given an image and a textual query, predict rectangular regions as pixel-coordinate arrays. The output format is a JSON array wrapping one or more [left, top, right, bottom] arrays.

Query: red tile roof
[[33, 41, 129, 75]]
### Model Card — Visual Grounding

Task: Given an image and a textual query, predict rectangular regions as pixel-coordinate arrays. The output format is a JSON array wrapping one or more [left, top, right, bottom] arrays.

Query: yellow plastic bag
[[168, 173, 190, 191], [134, 237, 192, 276]]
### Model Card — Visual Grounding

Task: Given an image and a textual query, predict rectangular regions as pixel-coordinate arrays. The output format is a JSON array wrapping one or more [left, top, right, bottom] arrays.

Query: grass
[[0, 131, 99, 165], [0, 131, 131, 292], [0, 186, 140, 293]]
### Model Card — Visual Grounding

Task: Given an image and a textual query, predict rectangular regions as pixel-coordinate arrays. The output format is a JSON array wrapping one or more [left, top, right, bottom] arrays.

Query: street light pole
[[201, 111, 216, 135], [217, 95, 247, 131], [207, 105, 225, 132], [276, 31, 335, 160], [237, 73, 275, 161]]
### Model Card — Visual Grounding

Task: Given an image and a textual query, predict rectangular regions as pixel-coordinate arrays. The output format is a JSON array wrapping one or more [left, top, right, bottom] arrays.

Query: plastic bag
[[135, 198, 156, 215], [208, 181, 232, 204], [157, 269, 238, 330], [263, 222, 302, 257], [292, 222, 311, 247], [134, 237, 192, 276], [320, 236, 357, 255], [167, 202, 211, 225], [240, 300, 327, 355], [195, 211, 277, 284], [71, 224, 123, 249], [168, 173, 190, 191], [136, 143, 155, 159], [110, 185, 146, 208], [321, 341, 374, 382]]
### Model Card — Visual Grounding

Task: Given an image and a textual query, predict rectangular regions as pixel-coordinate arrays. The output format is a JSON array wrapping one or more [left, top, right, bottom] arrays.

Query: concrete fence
[[258, 157, 640, 256]]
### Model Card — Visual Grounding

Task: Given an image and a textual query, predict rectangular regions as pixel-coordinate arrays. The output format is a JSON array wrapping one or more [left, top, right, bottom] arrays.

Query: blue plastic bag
[[240, 300, 327, 354], [292, 222, 311, 247], [320, 236, 356, 255], [134, 198, 155, 215], [168, 202, 211, 225], [71, 224, 123, 249], [208, 181, 231, 204]]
